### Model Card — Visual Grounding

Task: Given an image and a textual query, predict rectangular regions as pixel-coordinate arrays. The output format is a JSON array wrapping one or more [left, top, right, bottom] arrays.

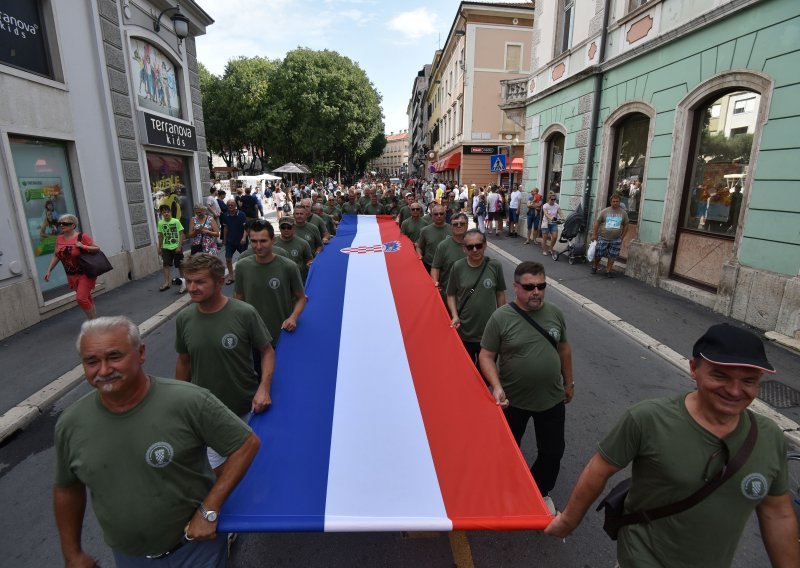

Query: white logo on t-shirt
[[221, 333, 239, 349], [741, 473, 769, 500], [483, 278, 494, 289], [145, 442, 174, 468], [269, 277, 281, 289], [291, 250, 298, 258], [549, 328, 561, 342]]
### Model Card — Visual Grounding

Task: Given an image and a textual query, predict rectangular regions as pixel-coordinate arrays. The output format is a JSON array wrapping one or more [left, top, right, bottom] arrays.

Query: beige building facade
[[370, 131, 409, 178]]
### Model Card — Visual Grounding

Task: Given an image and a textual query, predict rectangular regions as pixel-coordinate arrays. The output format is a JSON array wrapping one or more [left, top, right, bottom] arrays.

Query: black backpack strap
[[457, 259, 490, 314], [509, 302, 559, 351]]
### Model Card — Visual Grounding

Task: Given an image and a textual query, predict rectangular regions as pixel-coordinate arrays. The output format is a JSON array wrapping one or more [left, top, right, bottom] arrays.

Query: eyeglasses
[[464, 243, 484, 251], [58, 221, 74, 226], [702, 447, 729, 482], [451, 222, 467, 227], [516, 282, 547, 291]]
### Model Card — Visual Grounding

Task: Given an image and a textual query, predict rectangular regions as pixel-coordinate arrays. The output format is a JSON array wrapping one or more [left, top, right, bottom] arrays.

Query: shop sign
[[463, 145, 498, 155], [142, 112, 197, 151], [0, 1, 50, 76]]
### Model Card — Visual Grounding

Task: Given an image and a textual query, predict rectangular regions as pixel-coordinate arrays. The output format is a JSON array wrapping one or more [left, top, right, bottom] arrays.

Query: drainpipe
[[582, 0, 612, 226]]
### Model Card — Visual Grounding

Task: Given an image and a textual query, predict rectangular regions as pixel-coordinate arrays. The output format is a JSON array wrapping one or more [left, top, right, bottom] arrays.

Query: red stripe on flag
[[378, 218, 552, 530]]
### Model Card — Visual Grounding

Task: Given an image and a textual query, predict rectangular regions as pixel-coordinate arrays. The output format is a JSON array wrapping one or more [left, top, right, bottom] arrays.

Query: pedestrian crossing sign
[[490, 154, 506, 173]]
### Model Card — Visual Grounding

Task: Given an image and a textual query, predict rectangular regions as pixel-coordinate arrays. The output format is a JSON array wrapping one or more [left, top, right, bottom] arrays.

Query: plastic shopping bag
[[587, 240, 597, 262]]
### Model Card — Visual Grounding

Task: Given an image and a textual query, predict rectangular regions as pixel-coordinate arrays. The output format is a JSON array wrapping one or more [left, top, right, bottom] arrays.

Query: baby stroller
[[552, 204, 588, 264]]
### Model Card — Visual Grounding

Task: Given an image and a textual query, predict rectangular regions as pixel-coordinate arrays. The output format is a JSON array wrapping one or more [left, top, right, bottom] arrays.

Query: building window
[[131, 38, 182, 118], [732, 97, 756, 115], [608, 113, 649, 223], [0, 0, 53, 77], [146, 152, 194, 235], [679, 91, 760, 236], [544, 133, 565, 197], [710, 104, 721, 118], [558, 1, 575, 55], [10, 136, 79, 300], [505, 44, 522, 72], [628, 0, 649, 11]]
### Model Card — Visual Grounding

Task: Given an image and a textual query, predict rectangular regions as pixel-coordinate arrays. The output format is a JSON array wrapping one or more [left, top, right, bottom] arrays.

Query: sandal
[[159, 284, 170, 292]]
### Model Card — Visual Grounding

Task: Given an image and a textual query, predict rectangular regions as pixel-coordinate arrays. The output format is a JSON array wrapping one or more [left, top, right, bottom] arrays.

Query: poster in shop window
[[130, 38, 181, 118]]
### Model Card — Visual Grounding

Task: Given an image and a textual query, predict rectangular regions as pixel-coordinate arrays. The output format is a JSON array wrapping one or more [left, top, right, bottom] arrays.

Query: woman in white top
[[541, 192, 564, 255]]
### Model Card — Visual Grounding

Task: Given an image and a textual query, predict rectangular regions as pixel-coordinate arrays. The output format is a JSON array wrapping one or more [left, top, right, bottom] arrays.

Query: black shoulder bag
[[457, 259, 490, 314], [509, 301, 558, 352], [75, 233, 113, 278], [597, 409, 758, 540]]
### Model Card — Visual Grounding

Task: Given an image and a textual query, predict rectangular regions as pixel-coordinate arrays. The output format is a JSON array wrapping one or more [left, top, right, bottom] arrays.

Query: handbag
[[597, 409, 758, 540], [75, 233, 113, 278]]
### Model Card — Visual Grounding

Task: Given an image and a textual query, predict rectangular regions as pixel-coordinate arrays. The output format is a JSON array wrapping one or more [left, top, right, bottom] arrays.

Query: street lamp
[[153, 3, 190, 46]]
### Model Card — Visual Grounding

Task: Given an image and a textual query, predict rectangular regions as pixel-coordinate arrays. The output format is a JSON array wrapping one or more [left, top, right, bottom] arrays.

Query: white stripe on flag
[[324, 216, 451, 531]]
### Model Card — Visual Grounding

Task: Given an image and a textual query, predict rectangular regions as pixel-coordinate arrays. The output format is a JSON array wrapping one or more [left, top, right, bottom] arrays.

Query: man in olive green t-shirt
[[415, 204, 451, 273], [55, 316, 259, 564], [294, 206, 323, 255], [431, 213, 468, 304], [175, 253, 274, 470], [400, 201, 427, 244], [545, 324, 798, 568], [446, 228, 505, 366], [479, 261, 573, 512], [300, 198, 330, 244], [235, 222, 306, 347], [274, 216, 314, 283]]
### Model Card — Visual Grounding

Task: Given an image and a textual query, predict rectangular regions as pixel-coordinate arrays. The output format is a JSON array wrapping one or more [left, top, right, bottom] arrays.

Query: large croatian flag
[[219, 215, 552, 532]]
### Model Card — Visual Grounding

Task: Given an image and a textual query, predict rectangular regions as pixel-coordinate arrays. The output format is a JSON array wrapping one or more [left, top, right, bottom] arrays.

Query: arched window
[[608, 113, 649, 223], [544, 132, 565, 198]]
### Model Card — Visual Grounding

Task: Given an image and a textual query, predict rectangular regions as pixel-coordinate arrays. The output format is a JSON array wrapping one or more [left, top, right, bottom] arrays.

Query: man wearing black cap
[[545, 323, 799, 567]]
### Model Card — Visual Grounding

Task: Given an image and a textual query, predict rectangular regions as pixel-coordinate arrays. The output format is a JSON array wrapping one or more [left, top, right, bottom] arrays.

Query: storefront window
[[544, 133, 564, 198], [0, 0, 52, 77], [680, 91, 760, 236], [146, 152, 192, 234], [10, 137, 78, 299], [130, 38, 182, 118], [608, 113, 649, 223]]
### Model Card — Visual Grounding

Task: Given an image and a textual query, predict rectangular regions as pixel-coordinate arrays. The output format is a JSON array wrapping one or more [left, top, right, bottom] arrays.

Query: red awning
[[509, 157, 524, 172], [435, 152, 462, 172]]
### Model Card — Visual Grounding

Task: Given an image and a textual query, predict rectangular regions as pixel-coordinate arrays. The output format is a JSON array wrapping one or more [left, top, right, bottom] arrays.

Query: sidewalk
[[2, 216, 799, 445], [483, 230, 800, 436]]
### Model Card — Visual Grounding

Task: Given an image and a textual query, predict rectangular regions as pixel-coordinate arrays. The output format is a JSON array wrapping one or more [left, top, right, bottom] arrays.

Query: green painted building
[[501, 0, 799, 338]]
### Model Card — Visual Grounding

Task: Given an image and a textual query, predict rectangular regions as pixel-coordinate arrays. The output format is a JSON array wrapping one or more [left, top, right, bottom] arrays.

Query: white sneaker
[[543, 495, 557, 515], [178, 278, 186, 294]]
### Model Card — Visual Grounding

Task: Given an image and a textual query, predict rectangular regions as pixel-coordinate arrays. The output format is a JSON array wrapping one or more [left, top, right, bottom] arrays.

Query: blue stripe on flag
[[219, 216, 359, 532]]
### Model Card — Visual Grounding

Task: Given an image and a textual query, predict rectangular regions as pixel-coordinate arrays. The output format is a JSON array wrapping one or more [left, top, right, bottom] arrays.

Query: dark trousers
[[503, 402, 565, 496]]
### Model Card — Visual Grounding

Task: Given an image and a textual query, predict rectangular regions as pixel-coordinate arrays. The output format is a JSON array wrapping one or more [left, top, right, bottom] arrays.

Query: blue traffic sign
[[490, 154, 506, 173]]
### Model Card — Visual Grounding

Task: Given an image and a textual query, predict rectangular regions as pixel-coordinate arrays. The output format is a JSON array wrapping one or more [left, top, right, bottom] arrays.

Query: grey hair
[[59, 213, 79, 226], [76, 316, 141, 352]]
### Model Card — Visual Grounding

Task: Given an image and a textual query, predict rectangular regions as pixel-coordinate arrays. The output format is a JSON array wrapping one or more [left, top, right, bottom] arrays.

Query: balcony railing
[[500, 77, 528, 106]]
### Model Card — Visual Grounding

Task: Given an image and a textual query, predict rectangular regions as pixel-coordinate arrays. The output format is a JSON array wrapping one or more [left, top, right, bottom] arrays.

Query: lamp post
[[153, 3, 190, 47]]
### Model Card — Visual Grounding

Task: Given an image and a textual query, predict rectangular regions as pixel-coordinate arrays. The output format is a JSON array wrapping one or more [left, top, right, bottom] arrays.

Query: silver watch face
[[204, 510, 218, 522]]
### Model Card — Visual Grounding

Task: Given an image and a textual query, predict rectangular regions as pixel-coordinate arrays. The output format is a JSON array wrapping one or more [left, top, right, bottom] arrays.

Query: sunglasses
[[464, 243, 483, 251], [410, 208, 422, 211], [516, 282, 547, 291], [432, 212, 445, 217], [279, 224, 293, 229], [58, 221, 74, 226], [451, 222, 467, 227]]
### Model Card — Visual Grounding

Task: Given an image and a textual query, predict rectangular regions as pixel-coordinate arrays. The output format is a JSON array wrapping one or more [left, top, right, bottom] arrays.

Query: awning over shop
[[434, 152, 462, 172], [509, 157, 524, 172]]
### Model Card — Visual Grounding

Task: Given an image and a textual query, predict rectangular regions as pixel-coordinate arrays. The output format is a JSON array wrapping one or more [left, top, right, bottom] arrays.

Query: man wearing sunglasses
[[446, 229, 506, 367], [400, 202, 428, 244], [431, 214, 469, 304], [415, 204, 451, 273], [273, 216, 314, 283], [479, 261, 573, 515]]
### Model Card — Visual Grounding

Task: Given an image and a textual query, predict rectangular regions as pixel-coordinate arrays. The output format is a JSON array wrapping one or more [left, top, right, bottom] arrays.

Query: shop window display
[[608, 113, 649, 223], [147, 152, 193, 235]]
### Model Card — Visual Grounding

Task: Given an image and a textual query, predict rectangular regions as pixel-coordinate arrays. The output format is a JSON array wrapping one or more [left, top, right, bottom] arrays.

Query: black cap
[[692, 324, 775, 373]]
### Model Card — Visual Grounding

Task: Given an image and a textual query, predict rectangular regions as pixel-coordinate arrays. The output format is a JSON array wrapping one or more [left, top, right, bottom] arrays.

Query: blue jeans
[[113, 533, 228, 567]]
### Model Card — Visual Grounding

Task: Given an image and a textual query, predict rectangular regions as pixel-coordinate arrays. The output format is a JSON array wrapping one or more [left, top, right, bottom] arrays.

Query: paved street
[[0, 225, 790, 567]]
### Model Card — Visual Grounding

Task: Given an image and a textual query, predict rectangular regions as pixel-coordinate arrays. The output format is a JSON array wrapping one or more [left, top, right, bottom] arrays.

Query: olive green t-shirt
[[308, 213, 328, 238], [432, 237, 467, 294], [274, 236, 313, 282], [599, 395, 788, 568], [361, 202, 385, 215], [54, 377, 251, 556], [175, 299, 271, 415], [235, 255, 304, 344], [397, 204, 412, 224], [341, 202, 360, 215], [422, 213, 433, 225], [417, 223, 451, 265], [401, 217, 427, 244], [358, 195, 370, 210], [294, 222, 322, 254], [481, 302, 567, 411], [324, 204, 341, 221], [446, 257, 505, 342]]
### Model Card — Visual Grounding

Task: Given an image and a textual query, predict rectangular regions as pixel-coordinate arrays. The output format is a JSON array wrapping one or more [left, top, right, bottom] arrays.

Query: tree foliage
[[199, 48, 386, 179]]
